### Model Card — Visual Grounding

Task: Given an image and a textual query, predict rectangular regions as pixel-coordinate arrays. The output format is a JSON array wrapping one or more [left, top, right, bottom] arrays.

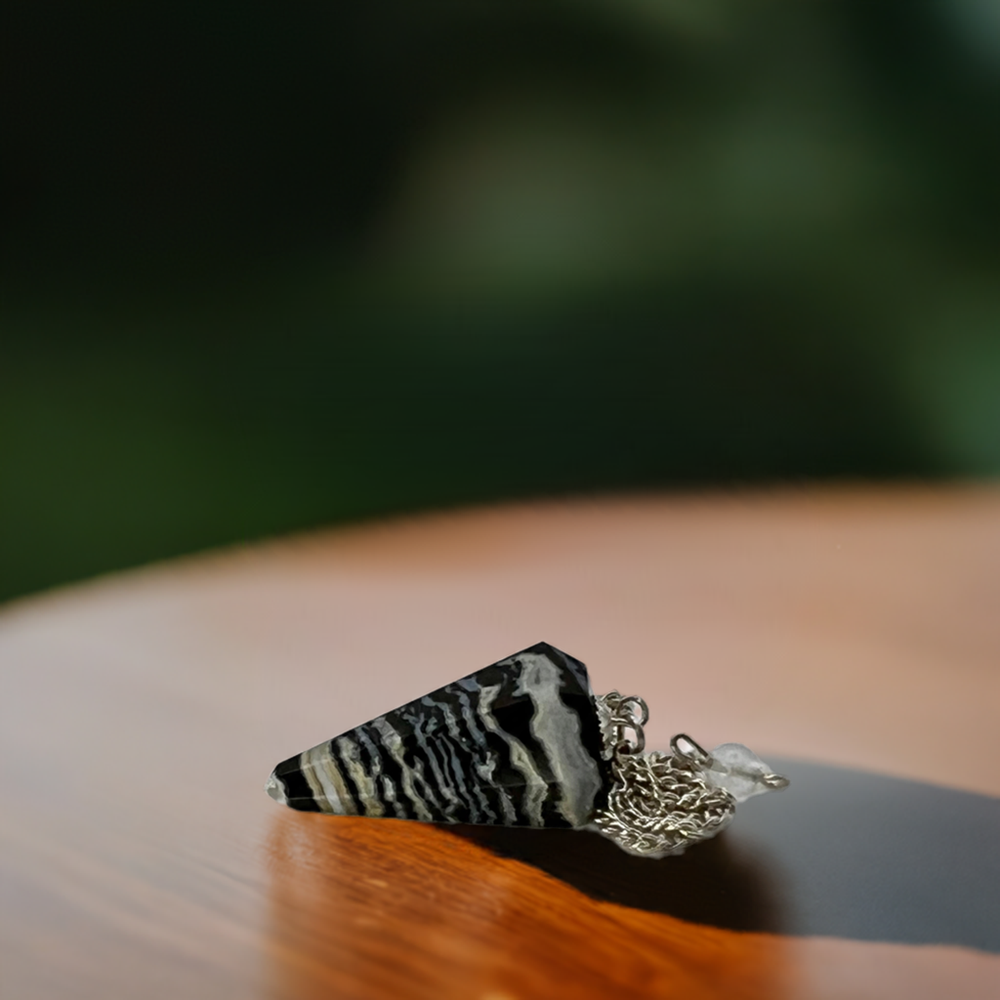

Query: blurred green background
[[2, 0, 999, 603]]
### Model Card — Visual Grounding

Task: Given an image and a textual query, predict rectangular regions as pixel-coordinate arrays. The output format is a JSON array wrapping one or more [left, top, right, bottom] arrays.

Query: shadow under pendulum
[[454, 759, 1000, 952]]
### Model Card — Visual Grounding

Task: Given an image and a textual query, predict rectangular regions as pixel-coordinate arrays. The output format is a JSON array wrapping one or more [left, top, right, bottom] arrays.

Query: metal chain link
[[591, 692, 736, 858]]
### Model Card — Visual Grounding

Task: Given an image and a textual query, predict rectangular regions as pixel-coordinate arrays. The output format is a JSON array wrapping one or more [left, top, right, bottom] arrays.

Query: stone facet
[[266, 642, 610, 828]]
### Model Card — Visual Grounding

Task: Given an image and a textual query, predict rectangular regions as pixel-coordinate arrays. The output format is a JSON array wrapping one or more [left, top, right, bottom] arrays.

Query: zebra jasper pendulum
[[265, 642, 789, 857]]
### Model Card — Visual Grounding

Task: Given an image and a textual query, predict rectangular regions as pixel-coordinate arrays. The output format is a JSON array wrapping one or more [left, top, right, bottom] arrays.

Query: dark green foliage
[[1, 0, 998, 601]]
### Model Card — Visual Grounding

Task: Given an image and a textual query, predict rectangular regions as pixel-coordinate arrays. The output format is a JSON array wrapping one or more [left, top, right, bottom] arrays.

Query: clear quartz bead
[[703, 742, 790, 803]]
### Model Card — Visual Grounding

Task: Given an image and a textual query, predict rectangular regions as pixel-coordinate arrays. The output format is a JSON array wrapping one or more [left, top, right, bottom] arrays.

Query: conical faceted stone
[[266, 642, 610, 828]]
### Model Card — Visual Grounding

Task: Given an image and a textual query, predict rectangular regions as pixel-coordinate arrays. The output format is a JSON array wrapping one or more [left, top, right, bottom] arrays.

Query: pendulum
[[264, 642, 789, 857]]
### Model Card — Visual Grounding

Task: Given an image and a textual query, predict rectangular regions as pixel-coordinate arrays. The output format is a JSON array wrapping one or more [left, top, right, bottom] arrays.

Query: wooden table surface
[[2, 488, 999, 999]]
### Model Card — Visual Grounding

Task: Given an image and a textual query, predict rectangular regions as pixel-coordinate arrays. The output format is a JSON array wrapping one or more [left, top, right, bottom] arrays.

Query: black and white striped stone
[[265, 642, 610, 828]]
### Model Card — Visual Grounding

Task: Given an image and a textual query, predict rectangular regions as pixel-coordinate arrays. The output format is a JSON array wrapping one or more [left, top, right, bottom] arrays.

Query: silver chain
[[590, 691, 736, 858]]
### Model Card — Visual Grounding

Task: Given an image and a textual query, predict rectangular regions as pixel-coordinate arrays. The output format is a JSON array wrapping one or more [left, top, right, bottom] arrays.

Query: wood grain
[[1, 487, 999, 999]]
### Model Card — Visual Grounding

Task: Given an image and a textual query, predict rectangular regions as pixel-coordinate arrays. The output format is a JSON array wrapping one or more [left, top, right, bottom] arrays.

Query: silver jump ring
[[608, 694, 648, 755], [670, 732, 711, 763]]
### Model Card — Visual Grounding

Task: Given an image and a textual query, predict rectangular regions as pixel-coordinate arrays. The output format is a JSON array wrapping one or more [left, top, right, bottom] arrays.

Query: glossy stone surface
[[266, 642, 610, 828]]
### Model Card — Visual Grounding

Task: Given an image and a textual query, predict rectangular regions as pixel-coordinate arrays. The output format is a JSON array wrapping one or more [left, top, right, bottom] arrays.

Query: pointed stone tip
[[264, 772, 287, 805]]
